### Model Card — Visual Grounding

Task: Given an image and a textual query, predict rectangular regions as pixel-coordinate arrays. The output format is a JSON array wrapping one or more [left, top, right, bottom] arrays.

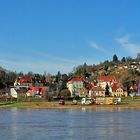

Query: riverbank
[[1, 101, 140, 109]]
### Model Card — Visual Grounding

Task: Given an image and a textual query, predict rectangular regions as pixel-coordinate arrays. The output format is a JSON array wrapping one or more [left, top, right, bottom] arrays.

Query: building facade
[[67, 78, 84, 97], [111, 87, 128, 97]]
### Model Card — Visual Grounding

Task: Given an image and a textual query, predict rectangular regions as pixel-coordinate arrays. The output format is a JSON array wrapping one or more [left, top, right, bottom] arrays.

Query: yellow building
[[111, 87, 128, 97]]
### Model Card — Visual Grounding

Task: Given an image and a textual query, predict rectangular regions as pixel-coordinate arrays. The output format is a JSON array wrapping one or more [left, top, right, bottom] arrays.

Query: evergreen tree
[[105, 84, 110, 96], [113, 54, 118, 62], [121, 57, 126, 63], [83, 62, 87, 78], [104, 65, 108, 71], [0, 81, 6, 89], [56, 71, 61, 83], [59, 75, 68, 91]]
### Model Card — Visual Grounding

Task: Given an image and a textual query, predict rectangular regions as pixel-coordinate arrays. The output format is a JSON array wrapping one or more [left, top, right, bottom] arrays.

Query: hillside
[[71, 55, 140, 87]]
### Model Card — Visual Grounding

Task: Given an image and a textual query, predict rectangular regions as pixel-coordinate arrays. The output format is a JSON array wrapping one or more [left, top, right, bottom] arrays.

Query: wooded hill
[[0, 54, 140, 93], [71, 54, 140, 87]]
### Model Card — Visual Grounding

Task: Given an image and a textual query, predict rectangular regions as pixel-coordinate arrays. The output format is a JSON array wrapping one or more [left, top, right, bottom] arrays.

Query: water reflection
[[11, 108, 18, 140], [0, 108, 140, 140], [81, 107, 123, 112]]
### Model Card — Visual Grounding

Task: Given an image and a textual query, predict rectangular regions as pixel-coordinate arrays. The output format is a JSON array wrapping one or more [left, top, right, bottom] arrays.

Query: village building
[[97, 76, 117, 92], [67, 78, 84, 97], [111, 87, 128, 97], [89, 86, 105, 97], [12, 75, 47, 98], [45, 74, 52, 83], [14, 75, 32, 87]]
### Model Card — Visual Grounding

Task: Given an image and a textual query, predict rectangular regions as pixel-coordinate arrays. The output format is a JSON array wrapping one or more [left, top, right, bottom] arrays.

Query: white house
[[97, 76, 117, 93], [67, 78, 84, 97]]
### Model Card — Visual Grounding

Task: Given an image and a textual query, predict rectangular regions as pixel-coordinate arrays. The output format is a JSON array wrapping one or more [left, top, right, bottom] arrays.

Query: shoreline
[[1, 102, 140, 109]]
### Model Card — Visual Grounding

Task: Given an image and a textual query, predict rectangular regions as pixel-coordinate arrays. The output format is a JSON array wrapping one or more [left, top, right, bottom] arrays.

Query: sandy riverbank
[[1, 101, 140, 109]]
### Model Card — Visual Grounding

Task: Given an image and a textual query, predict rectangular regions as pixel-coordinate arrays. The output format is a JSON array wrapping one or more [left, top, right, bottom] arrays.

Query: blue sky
[[0, 0, 140, 74]]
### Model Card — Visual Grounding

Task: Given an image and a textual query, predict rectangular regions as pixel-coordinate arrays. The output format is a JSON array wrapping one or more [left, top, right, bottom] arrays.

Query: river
[[0, 107, 140, 140]]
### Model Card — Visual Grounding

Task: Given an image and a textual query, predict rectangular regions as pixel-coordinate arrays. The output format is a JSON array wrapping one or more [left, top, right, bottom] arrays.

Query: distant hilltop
[[71, 54, 140, 87]]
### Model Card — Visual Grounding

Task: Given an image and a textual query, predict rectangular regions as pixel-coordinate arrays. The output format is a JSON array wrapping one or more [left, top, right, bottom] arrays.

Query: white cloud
[[116, 35, 140, 56], [88, 41, 111, 54]]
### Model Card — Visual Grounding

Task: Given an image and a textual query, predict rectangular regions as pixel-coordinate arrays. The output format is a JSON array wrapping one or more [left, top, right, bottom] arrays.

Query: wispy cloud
[[0, 50, 89, 74], [0, 59, 74, 74], [88, 41, 111, 54], [116, 35, 140, 55], [0, 48, 102, 74], [37, 52, 80, 64]]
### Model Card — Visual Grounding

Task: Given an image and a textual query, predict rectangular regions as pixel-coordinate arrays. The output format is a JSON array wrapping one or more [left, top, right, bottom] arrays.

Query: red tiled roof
[[98, 76, 117, 82], [67, 77, 84, 84], [111, 87, 119, 92], [71, 77, 84, 81], [29, 86, 46, 92], [18, 76, 32, 83], [111, 83, 118, 87]]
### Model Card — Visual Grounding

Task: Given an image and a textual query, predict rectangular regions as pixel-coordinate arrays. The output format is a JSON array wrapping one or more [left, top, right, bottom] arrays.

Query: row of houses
[[13, 76, 46, 97], [12, 74, 138, 99], [66, 76, 132, 98]]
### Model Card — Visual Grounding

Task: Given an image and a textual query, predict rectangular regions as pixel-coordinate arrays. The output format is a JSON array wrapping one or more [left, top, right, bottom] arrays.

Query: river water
[[0, 107, 140, 140]]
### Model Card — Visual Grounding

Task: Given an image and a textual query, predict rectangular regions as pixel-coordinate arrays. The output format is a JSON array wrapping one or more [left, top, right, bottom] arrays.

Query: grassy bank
[[0, 96, 140, 109]]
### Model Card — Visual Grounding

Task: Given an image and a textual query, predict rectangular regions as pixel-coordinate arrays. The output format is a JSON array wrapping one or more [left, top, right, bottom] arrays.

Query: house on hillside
[[97, 76, 117, 92], [14, 75, 47, 98], [89, 86, 105, 97], [67, 78, 84, 97], [111, 87, 128, 97], [45, 74, 52, 83], [26, 86, 47, 97], [14, 75, 32, 87]]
